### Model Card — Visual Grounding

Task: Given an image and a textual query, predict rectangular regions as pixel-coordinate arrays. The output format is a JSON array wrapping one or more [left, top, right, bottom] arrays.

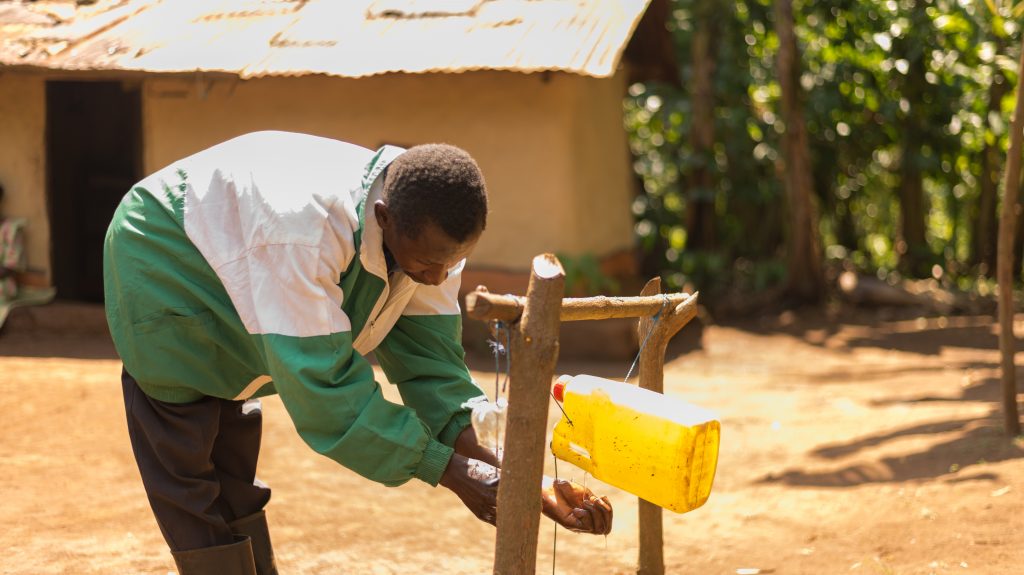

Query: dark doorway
[[47, 80, 142, 302]]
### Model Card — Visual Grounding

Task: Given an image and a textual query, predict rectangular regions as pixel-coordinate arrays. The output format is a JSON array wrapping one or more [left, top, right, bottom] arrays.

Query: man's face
[[374, 201, 480, 286]]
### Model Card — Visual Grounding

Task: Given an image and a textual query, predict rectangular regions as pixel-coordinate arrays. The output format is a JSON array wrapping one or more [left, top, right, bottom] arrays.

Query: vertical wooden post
[[493, 254, 565, 575], [636, 277, 666, 575], [635, 278, 699, 575]]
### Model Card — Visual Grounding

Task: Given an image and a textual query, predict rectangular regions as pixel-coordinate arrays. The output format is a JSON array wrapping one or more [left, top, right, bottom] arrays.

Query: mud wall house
[[0, 0, 677, 352]]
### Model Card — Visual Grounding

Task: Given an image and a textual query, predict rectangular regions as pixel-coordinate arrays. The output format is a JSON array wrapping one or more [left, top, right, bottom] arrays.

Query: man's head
[[374, 143, 488, 286]]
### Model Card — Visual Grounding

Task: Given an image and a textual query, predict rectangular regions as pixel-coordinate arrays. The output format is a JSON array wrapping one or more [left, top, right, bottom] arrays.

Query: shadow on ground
[[843, 325, 999, 355], [759, 419, 1022, 487], [759, 376, 1023, 487], [724, 305, 999, 356], [0, 333, 118, 360]]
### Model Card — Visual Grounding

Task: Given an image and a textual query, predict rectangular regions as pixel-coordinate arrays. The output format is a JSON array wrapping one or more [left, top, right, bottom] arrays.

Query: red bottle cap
[[552, 377, 567, 402]]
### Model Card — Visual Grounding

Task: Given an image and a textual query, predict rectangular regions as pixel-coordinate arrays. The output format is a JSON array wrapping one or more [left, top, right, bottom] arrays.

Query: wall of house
[[0, 69, 638, 290], [142, 70, 637, 273], [0, 73, 49, 285], [565, 70, 637, 259]]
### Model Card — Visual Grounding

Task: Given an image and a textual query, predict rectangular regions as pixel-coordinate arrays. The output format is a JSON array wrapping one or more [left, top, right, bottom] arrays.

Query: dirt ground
[[1, 304, 1022, 575]]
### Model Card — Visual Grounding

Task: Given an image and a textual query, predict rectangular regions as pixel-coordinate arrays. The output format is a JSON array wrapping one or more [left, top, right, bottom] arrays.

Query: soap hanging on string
[[472, 319, 511, 453], [471, 396, 508, 450]]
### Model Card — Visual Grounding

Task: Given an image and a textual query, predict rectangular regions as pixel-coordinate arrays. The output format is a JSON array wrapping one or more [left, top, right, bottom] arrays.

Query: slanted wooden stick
[[493, 254, 565, 575]]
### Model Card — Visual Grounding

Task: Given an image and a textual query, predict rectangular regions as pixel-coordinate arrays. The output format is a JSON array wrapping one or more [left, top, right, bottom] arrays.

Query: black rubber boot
[[171, 535, 257, 575], [229, 511, 278, 575]]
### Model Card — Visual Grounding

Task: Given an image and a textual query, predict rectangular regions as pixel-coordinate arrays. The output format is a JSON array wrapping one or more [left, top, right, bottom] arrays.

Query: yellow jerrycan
[[550, 374, 720, 513]]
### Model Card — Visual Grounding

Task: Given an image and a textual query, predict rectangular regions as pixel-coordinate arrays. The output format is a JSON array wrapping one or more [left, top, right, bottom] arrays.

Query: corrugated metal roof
[[0, 0, 653, 79]]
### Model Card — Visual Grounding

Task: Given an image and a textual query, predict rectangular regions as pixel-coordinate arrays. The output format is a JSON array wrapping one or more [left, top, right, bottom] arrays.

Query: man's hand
[[541, 476, 613, 535], [447, 426, 612, 533], [454, 425, 502, 468], [440, 453, 500, 525]]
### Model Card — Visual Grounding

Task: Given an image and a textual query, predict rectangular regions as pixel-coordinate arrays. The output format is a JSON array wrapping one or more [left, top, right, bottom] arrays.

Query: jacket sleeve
[[222, 242, 452, 488], [259, 331, 453, 487], [374, 261, 488, 448]]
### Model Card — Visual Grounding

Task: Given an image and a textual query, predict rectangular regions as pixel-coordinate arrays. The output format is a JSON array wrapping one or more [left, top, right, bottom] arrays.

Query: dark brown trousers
[[122, 368, 272, 552]]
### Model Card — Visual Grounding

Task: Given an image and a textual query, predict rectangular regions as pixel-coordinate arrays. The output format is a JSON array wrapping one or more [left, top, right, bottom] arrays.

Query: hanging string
[[550, 389, 574, 427], [487, 319, 512, 393], [501, 319, 511, 393], [487, 320, 511, 457], [623, 293, 670, 383], [552, 451, 559, 575], [488, 320, 506, 401]]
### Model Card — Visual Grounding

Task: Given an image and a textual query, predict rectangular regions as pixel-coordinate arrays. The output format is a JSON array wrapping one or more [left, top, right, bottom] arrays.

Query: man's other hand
[[540, 477, 613, 535]]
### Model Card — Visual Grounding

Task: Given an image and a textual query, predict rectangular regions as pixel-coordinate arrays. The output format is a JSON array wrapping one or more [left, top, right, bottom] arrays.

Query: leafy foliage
[[626, 0, 1024, 299]]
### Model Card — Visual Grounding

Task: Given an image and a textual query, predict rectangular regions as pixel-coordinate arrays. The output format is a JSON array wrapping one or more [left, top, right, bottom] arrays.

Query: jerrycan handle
[[551, 421, 594, 473]]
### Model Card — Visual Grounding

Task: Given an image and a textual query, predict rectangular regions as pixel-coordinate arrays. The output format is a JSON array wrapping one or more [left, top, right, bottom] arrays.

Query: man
[[104, 131, 612, 575]]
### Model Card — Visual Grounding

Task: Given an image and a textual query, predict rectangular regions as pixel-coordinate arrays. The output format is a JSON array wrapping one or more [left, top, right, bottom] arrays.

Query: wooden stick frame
[[466, 254, 699, 575]]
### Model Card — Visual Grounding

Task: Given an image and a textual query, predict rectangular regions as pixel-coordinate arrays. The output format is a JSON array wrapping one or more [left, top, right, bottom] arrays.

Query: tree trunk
[[898, 125, 928, 276], [996, 36, 1024, 438], [974, 71, 1007, 276], [817, 156, 858, 252], [895, 2, 931, 278], [774, 0, 825, 301], [1013, 170, 1024, 275], [685, 0, 719, 250], [836, 195, 859, 251]]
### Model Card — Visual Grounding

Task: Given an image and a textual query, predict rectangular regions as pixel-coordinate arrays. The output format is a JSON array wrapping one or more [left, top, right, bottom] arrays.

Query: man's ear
[[373, 200, 389, 230]]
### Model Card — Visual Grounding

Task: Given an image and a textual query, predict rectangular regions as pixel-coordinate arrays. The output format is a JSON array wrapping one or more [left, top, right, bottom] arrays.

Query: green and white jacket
[[104, 131, 486, 487]]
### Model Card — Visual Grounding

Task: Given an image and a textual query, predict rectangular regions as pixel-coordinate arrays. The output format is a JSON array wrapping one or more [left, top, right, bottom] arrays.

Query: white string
[[487, 321, 510, 455], [552, 452, 559, 575], [623, 293, 670, 382]]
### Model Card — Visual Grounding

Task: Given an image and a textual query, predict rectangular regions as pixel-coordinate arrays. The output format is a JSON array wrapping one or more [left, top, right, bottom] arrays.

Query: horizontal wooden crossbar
[[465, 290, 694, 322]]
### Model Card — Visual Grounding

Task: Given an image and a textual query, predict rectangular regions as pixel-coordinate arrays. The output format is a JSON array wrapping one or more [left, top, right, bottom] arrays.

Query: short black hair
[[382, 143, 487, 242]]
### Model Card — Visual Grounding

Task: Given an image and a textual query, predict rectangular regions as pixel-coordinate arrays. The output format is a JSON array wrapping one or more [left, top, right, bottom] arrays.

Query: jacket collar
[[359, 145, 406, 280]]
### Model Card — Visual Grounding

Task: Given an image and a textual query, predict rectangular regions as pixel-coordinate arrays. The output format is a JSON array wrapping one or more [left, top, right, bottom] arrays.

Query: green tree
[[624, 0, 1024, 306]]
